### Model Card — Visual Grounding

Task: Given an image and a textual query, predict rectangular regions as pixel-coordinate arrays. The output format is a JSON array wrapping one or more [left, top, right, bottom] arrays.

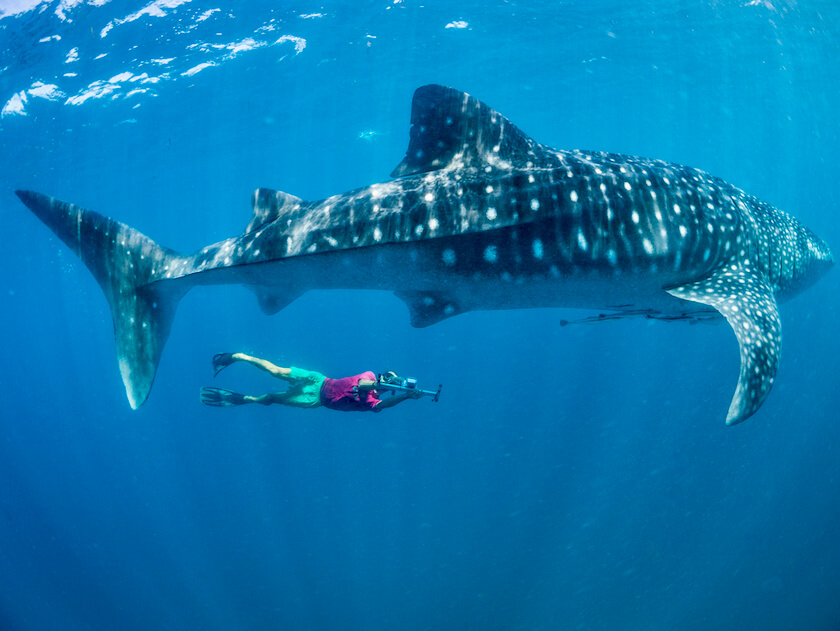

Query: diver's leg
[[245, 392, 297, 406], [234, 354, 292, 380], [213, 352, 292, 380], [201, 387, 296, 408]]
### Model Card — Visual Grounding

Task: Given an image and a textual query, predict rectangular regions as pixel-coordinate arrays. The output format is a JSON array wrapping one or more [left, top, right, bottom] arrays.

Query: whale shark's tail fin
[[16, 190, 189, 409]]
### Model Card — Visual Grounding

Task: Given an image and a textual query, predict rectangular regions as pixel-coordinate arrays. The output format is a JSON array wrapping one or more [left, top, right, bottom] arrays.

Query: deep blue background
[[1, 1, 838, 629]]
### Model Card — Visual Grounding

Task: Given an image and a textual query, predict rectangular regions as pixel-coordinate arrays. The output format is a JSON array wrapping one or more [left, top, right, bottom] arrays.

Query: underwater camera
[[377, 373, 442, 402]]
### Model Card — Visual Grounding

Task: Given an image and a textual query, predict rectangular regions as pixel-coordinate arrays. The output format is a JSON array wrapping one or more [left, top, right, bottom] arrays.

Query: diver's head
[[379, 370, 399, 384]]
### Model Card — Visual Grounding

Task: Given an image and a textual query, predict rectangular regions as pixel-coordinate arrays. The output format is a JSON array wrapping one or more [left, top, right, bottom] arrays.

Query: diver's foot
[[212, 352, 236, 377], [200, 387, 246, 407]]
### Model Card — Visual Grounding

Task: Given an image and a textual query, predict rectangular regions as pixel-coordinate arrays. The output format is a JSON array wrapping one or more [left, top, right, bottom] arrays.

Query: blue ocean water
[[1, 1, 839, 629]]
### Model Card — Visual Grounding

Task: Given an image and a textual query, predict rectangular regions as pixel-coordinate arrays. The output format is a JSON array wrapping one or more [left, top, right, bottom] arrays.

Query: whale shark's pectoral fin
[[395, 291, 466, 328], [667, 262, 781, 426]]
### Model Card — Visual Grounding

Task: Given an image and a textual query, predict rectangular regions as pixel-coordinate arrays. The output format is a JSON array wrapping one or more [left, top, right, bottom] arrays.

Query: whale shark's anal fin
[[16, 190, 188, 409], [667, 261, 781, 426], [395, 291, 466, 328], [247, 285, 303, 315]]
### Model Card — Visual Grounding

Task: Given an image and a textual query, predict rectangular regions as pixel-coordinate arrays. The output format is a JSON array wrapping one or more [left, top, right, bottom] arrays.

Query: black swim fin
[[200, 387, 246, 407], [212, 352, 236, 377]]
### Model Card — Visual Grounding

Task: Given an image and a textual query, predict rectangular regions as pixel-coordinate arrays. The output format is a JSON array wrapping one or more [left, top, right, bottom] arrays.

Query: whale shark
[[16, 84, 833, 424]]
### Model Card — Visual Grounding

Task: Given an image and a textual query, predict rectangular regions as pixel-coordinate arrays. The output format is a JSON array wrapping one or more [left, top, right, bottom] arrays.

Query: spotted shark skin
[[16, 85, 833, 423]]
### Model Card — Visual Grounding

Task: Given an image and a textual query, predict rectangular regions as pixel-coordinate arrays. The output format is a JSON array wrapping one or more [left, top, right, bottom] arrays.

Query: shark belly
[[188, 225, 716, 328]]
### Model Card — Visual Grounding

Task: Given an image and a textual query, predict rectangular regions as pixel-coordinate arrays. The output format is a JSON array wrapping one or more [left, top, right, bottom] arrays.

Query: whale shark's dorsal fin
[[246, 187, 304, 233], [390, 84, 545, 178], [667, 260, 782, 425]]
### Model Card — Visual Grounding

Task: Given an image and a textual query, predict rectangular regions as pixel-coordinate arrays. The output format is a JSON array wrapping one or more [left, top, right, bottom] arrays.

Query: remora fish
[[16, 85, 833, 424]]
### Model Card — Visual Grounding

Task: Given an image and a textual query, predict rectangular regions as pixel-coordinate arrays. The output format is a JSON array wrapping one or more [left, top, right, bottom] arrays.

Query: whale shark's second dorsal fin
[[246, 187, 304, 233], [391, 85, 546, 178]]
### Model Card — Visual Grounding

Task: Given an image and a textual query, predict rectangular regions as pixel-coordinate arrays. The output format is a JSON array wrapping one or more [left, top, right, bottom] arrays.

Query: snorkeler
[[200, 352, 439, 412]]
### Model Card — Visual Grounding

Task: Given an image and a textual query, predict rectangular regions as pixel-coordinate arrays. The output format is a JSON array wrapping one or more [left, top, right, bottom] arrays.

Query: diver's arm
[[373, 392, 416, 412]]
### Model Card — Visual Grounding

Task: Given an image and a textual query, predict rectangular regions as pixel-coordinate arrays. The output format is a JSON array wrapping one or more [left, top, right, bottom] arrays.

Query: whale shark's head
[[777, 224, 834, 300], [803, 226, 834, 266]]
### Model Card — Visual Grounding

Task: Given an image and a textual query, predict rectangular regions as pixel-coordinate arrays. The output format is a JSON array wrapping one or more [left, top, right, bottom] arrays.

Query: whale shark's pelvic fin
[[667, 261, 782, 425], [15, 190, 188, 409], [395, 290, 466, 328]]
